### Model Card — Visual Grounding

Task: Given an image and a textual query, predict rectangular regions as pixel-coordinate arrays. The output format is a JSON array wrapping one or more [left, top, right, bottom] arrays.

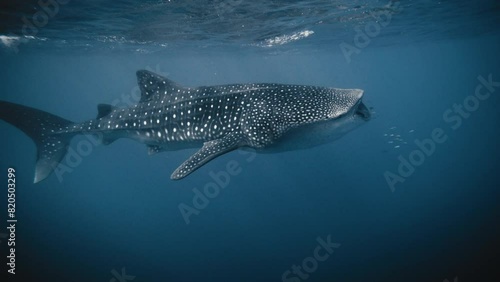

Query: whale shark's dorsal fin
[[136, 70, 182, 103], [96, 104, 116, 119]]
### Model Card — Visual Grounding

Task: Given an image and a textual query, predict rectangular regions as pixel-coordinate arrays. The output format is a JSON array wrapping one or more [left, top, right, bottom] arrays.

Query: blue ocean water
[[0, 1, 500, 281]]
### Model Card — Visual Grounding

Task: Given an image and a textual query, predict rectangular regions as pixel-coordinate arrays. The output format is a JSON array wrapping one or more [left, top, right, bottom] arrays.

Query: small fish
[[394, 145, 400, 149], [390, 126, 397, 130], [409, 129, 415, 133]]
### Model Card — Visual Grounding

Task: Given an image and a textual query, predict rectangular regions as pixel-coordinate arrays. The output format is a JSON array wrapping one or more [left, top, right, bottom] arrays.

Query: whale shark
[[0, 70, 371, 183]]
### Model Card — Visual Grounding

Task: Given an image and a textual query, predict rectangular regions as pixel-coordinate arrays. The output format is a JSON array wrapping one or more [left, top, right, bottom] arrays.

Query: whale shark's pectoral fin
[[171, 134, 242, 180]]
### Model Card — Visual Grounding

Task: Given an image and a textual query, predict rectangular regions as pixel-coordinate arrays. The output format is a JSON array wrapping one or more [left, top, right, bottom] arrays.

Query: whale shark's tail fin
[[0, 101, 76, 183]]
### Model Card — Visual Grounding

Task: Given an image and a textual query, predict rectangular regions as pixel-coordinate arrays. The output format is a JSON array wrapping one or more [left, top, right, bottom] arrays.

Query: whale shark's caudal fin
[[0, 101, 76, 183]]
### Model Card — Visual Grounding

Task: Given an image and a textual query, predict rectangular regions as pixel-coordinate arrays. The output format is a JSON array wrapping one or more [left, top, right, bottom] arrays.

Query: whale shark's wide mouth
[[355, 101, 371, 120]]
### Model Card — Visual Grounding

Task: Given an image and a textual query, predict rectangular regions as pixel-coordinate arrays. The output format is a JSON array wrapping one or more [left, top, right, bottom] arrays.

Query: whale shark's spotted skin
[[0, 70, 370, 182]]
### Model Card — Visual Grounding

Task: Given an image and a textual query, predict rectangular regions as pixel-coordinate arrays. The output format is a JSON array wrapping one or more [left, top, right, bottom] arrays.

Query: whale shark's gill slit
[[0, 101, 76, 183]]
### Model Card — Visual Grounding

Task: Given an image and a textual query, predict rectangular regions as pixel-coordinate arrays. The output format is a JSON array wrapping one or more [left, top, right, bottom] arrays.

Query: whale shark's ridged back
[[0, 101, 75, 183]]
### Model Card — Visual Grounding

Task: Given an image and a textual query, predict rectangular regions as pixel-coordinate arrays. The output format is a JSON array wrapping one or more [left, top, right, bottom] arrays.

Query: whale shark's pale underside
[[0, 70, 371, 183]]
